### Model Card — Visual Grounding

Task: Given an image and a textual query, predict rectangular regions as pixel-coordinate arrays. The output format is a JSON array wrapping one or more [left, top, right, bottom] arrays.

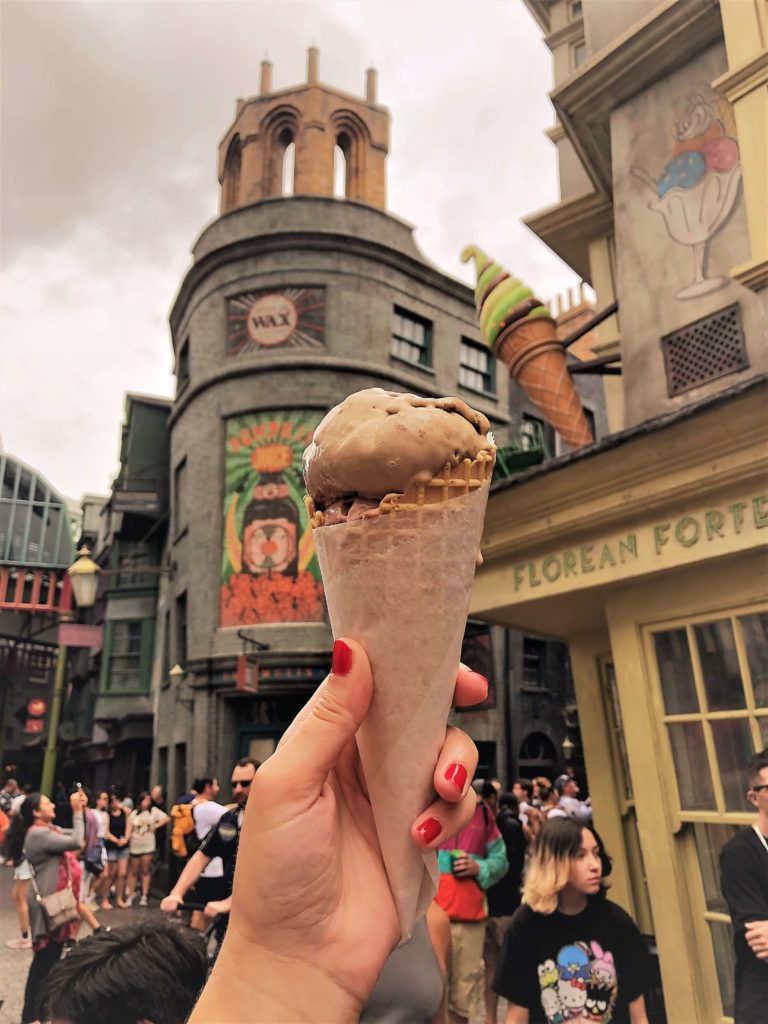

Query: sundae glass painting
[[631, 93, 741, 301]]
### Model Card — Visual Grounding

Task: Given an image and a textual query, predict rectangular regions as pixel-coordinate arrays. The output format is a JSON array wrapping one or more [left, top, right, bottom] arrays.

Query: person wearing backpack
[[166, 777, 226, 931]]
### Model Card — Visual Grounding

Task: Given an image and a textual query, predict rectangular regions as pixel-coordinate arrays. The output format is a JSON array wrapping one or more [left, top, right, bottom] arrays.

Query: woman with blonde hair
[[492, 818, 651, 1024]]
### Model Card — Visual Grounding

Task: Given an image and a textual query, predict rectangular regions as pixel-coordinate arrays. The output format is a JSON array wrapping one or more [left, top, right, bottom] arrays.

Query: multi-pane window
[[177, 339, 190, 395], [522, 414, 555, 457], [522, 636, 547, 688], [569, 0, 583, 19], [0, 455, 73, 568], [176, 592, 188, 667], [649, 605, 768, 1017], [108, 620, 144, 691], [459, 338, 494, 394], [391, 308, 431, 368]]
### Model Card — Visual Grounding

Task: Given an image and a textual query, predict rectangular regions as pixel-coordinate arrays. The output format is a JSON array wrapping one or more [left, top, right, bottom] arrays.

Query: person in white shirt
[[126, 792, 170, 906], [188, 777, 227, 931]]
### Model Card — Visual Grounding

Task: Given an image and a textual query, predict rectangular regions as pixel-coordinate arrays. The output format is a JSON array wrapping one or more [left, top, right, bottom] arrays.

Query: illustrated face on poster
[[227, 288, 325, 355], [220, 411, 325, 626]]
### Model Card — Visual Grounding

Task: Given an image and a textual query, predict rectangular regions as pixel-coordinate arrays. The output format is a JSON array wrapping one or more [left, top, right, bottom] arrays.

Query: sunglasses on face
[[751, 784, 768, 793], [231, 779, 252, 789]]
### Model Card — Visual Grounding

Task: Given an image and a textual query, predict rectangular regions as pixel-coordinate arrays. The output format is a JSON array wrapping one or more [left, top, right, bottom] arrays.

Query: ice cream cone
[[496, 317, 593, 449], [311, 482, 491, 938], [461, 244, 594, 451]]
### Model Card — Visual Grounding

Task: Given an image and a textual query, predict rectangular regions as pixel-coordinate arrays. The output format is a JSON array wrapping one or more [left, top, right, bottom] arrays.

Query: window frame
[[458, 337, 495, 396], [390, 307, 433, 370], [176, 339, 190, 396], [572, 39, 587, 70]]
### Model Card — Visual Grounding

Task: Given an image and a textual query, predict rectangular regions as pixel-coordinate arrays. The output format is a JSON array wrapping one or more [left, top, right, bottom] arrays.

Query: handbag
[[27, 852, 80, 934]]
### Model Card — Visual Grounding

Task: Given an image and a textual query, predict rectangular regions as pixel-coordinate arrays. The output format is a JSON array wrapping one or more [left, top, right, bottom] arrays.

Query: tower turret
[[218, 47, 389, 213]]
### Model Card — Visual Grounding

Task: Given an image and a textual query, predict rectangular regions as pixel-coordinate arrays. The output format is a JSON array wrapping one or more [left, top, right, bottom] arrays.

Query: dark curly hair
[[6, 792, 43, 866]]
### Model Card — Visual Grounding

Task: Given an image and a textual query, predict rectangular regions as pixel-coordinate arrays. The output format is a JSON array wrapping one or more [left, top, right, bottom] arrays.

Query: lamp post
[[561, 735, 575, 761], [40, 548, 100, 797]]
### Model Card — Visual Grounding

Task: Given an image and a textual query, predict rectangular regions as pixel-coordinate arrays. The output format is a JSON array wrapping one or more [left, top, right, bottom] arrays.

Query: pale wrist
[[191, 931, 360, 1023]]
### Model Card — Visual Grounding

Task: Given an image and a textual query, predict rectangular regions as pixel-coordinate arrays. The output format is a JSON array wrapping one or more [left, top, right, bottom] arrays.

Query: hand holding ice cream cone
[[302, 388, 495, 938], [461, 245, 593, 451]]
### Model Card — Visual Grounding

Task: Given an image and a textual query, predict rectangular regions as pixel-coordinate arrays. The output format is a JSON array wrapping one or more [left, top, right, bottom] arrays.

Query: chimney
[[366, 67, 377, 103], [260, 60, 273, 95], [307, 46, 319, 85]]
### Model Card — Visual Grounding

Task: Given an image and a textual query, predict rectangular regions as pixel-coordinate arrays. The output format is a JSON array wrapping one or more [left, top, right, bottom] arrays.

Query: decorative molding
[[545, 121, 567, 144], [545, 20, 585, 51], [550, 0, 723, 195], [731, 256, 768, 293], [711, 49, 768, 102], [524, 190, 614, 282]]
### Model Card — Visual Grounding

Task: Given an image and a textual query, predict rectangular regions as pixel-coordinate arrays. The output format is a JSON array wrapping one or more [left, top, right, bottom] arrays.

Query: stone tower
[[218, 47, 389, 212]]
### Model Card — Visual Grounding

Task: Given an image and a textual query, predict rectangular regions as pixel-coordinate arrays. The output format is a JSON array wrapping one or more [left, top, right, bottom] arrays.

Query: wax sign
[[220, 411, 325, 625], [227, 287, 325, 355]]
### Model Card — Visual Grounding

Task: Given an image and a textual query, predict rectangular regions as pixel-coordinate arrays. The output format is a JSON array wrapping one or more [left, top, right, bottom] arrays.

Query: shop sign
[[508, 493, 768, 597], [58, 623, 104, 649]]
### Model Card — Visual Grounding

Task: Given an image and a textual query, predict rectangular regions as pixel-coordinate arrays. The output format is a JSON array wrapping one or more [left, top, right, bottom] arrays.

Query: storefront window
[[710, 719, 754, 811], [654, 629, 698, 713], [667, 721, 716, 810], [708, 920, 736, 1018], [694, 619, 745, 710], [692, 822, 738, 913], [741, 612, 768, 706]]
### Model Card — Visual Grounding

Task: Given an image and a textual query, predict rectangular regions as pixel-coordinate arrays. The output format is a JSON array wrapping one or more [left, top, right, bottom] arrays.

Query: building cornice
[[523, 190, 614, 282], [712, 48, 768, 102], [545, 121, 567, 144], [170, 227, 475, 339], [480, 376, 767, 563], [167, 356, 513, 430], [550, 0, 723, 195], [545, 19, 584, 51]]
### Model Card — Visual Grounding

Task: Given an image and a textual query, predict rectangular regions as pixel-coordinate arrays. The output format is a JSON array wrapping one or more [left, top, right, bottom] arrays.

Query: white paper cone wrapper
[[313, 485, 490, 939]]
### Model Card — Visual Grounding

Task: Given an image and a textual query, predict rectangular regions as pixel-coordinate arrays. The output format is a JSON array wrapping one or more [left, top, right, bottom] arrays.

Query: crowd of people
[[0, 641, 765, 1023]]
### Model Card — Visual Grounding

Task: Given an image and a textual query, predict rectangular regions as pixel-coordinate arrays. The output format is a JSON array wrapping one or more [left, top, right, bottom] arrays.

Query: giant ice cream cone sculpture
[[303, 389, 496, 939], [461, 245, 593, 450]]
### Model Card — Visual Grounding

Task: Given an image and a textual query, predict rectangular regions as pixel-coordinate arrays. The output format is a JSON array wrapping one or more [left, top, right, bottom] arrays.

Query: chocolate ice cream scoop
[[302, 388, 494, 510]]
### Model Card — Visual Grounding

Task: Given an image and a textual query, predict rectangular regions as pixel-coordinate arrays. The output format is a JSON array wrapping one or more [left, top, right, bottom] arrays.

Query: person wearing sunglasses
[[720, 748, 768, 1024], [160, 757, 260, 945]]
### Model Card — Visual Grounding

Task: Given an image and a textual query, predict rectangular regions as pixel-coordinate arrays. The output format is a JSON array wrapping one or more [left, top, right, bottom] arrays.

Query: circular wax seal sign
[[246, 293, 298, 347]]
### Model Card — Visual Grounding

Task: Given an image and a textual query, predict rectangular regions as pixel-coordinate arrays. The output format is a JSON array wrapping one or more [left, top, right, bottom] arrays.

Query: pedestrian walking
[[436, 784, 508, 1024], [5, 798, 32, 949], [720, 748, 768, 1023], [492, 817, 651, 1023], [7, 790, 86, 1024], [126, 791, 169, 906], [99, 790, 132, 909]]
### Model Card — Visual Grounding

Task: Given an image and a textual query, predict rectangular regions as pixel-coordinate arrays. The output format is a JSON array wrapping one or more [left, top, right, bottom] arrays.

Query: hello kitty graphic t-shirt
[[493, 897, 651, 1023]]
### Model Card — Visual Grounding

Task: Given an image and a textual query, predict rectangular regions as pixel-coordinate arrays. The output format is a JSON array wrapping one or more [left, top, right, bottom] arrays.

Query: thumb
[[275, 638, 372, 798]]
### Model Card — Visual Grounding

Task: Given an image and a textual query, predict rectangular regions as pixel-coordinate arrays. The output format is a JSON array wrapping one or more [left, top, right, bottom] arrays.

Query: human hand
[[69, 792, 86, 812], [192, 638, 487, 1023], [204, 899, 230, 919], [746, 920, 768, 959], [453, 854, 480, 878], [160, 894, 181, 914]]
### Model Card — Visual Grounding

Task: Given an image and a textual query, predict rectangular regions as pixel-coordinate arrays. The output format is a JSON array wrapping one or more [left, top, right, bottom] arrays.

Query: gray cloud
[[1, 0, 578, 499]]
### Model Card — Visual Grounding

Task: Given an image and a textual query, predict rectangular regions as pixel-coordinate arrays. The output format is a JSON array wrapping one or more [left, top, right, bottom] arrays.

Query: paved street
[[0, 865, 162, 1024]]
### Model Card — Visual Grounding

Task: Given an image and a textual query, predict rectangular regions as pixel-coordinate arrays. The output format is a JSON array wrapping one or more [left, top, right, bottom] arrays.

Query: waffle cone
[[495, 317, 593, 450], [309, 478, 492, 939]]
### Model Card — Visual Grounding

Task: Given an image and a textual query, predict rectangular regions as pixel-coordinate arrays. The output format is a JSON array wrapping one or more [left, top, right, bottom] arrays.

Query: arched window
[[223, 137, 241, 211], [280, 128, 295, 196], [334, 132, 350, 198]]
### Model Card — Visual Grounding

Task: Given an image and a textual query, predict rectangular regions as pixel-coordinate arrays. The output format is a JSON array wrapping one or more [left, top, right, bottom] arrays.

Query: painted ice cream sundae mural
[[631, 92, 741, 300]]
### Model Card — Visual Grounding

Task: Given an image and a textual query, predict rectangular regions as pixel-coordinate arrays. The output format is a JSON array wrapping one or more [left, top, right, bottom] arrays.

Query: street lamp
[[41, 548, 100, 796], [66, 547, 101, 609], [562, 735, 575, 761]]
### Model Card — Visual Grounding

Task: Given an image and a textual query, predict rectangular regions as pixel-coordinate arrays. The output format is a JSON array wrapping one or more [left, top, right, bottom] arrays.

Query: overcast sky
[[1, 0, 580, 501]]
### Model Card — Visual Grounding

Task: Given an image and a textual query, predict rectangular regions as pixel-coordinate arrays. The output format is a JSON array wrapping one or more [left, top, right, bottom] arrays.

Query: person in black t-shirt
[[493, 818, 650, 1024], [720, 748, 768, 1024]]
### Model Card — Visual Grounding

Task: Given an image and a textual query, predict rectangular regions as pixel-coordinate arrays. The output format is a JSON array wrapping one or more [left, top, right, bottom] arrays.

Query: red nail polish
[[444, 762, 468, 794], [332, 639, 353, 677], [416, 817, 442, 844]]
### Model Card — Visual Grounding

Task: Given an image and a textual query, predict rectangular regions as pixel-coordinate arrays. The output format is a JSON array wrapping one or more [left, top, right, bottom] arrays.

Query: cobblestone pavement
[[1, 865, 506, 1023]]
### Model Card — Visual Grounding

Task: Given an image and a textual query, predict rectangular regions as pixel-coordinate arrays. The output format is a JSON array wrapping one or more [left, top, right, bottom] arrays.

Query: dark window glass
[[740, 613, 768, 707], [108, 620, 143, 691], [177, 340, 190, 393], [668, 721, 716, 810], [710, 719, 754, 811], [174, 460, 187, 535], [694, 619, 745, 711], [654, 629, 699, 714], [522, 637, 547, 688], [176, 592, 188, 667]]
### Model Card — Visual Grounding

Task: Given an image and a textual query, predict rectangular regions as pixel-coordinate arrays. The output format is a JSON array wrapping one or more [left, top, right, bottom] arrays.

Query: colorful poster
[[227, 287, 325, 355], [220, 411, 325, 626]]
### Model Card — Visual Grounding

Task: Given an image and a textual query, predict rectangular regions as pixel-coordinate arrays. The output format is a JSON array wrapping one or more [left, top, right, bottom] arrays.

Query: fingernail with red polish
[[416, 817, 442, 845], [444, 762, 468, 794], [332, 639, 354, 677]]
